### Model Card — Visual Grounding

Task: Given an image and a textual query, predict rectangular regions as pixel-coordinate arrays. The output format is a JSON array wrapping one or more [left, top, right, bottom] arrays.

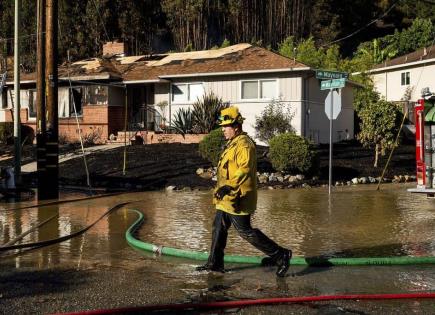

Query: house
[[368, 44, 435, 121], [0, 43, 357, 145]]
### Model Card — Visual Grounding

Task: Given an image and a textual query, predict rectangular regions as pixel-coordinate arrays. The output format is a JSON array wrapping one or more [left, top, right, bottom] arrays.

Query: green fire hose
[[126, 209, 435, 266]]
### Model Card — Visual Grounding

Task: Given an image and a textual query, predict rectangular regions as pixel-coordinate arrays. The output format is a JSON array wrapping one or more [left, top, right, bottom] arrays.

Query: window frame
[[27, 89, 37, 120], [240, 78, 278, 101], [171, 82, 205, 103], [401, 71, 410, 86]]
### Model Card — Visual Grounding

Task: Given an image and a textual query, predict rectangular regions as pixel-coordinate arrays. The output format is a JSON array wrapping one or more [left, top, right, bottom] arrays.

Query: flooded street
[[1, 183, 435, 314]]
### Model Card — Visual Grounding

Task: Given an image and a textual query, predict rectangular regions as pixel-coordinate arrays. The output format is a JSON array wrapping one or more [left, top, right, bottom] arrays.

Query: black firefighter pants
[[207, 210, 283, 268]]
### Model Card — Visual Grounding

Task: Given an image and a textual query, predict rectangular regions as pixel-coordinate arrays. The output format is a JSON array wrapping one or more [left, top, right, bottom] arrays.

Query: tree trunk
[[374, 143, 380, 168]]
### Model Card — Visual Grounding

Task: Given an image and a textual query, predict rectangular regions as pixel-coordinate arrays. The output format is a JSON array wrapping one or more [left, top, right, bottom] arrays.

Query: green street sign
[[320, 78, 346, 90], [316, 70, 349, 80]]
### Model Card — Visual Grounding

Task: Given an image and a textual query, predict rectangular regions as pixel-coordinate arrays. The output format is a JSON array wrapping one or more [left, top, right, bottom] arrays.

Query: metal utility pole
[[13, 0, 21, 186], [36, 0, 47, 200], [45, 0, 58, 199]]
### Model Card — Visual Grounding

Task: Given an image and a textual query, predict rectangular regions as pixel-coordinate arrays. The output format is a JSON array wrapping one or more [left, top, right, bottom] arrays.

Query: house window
[[401, 72, 410, 86], [171, 83, 204, 102], [241, 79, 277, 100], [84, 85, 108, 105], [70, 87, 83, 116]]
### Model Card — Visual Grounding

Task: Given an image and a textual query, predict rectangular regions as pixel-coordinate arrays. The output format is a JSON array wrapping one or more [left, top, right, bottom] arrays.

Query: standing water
[[2, 184, 435, 314], [1, 183, 434, 266]]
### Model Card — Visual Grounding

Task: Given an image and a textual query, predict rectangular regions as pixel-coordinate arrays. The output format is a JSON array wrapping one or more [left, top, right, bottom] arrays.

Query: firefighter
[[196, 106, 291, 277]]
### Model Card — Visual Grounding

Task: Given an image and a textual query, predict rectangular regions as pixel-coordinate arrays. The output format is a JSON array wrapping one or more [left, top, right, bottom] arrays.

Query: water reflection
[[0, 184, 434, 269]]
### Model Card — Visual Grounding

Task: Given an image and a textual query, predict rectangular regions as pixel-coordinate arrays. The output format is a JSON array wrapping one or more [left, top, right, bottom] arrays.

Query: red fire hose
[[53, 292, 435, 315]]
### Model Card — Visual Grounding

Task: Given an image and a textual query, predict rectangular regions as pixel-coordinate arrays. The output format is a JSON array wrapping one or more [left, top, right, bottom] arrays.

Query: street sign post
[[325, 89, 342, 120], [321, 78, 346, 90], [316, 69, 349, 196], [316, 70, 348, 196]]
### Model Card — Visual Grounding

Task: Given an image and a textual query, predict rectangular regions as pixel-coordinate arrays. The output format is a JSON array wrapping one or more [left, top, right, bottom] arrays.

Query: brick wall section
[[20, 109, 28, 122], [20, 105, 123, 144], [4, 109, 13, 122], [2, 109, 26, 122], [23, 120, 109, 144]]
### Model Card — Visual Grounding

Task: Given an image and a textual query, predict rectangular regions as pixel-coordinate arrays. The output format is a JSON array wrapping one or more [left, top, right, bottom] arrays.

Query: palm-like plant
[[171, 108, 193, 137], [191, 92, 229, 133]]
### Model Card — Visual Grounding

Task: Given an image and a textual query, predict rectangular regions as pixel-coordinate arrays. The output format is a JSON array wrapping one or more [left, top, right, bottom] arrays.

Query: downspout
[[302, 75, 309, 138], [168, 80, 172, 129], [385, 71, 388, 100]]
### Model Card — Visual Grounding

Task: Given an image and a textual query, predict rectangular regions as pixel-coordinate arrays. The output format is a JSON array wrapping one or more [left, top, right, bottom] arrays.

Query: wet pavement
[[1, 184, 435, 314]]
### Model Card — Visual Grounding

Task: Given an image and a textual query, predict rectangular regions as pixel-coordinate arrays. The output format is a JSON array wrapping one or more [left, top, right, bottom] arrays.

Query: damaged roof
[[5, 56, 122, 84], [6, 44, 311, 84], [121, 44, 310, 82]]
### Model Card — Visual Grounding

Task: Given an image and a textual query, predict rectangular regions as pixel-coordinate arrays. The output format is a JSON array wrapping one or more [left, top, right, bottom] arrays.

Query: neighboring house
[[0, 42, 357, 144], [368, 44, 435, 121]]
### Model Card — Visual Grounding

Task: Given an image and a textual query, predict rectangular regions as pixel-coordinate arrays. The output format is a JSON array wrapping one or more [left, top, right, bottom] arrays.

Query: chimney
[[103, 41, 127, 57]]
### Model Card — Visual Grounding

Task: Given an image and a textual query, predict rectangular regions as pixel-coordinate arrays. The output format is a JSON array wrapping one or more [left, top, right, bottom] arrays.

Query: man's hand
[[214, 185, 233, 200]]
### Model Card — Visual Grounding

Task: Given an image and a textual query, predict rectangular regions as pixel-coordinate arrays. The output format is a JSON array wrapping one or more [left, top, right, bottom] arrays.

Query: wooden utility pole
[[45, 0, 58, 199], [36, 0, 47, 199], [13, 0, 21, 186]]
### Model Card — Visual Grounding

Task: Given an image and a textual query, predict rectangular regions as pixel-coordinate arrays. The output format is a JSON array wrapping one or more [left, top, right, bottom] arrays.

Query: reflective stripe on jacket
[[213, 132, 257, 215]]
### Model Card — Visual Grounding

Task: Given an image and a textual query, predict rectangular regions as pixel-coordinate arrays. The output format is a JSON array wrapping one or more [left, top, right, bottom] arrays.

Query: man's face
[[222, 125, 237, 140]]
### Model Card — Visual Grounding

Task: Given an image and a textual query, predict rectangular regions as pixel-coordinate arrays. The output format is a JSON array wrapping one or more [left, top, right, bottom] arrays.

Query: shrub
[[191, 92, 229, 133], [0, 123, 33, 144], [83, 127, 102, 145], [21, 125, 35, 145], [254, 98, 295, 144], [198, 128, 226, 166], [171, 107, 193, 136], [269, 133, 318, 174], [0, 122, 13, 144]]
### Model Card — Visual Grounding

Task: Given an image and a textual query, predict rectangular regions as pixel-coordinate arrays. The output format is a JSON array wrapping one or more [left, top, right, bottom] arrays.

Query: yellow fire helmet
[[218, 106, 245, 126]]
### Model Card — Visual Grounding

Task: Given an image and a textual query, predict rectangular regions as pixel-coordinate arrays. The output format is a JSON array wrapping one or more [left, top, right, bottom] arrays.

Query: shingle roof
[[121, 45, 309, 81], [6, 44, 310, 84]]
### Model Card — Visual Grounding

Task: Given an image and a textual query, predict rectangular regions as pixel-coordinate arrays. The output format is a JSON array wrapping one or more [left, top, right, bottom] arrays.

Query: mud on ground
[[1, 141, 416, 191]]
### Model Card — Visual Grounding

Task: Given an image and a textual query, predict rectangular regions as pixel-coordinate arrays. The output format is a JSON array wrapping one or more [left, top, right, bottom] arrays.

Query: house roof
[[371, 44, 435, 72], [5, 57, 123, 84], [5, 44, 310, 85], [121, 44, 310, 82]]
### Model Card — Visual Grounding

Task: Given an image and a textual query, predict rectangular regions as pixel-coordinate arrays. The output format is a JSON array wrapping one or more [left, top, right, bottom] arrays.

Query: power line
[[90, 0, 111, 43], [324, 0, 401, 47], [0, 32, 45, 43]]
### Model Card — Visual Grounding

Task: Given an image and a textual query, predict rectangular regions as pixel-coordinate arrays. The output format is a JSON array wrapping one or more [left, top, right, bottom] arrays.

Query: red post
[[415, 99, 426, 188]]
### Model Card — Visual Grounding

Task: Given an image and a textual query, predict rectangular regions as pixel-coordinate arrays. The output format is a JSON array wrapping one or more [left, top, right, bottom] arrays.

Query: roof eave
[[362, 57, 435, 74], [158, 67, 312, 79], [123, 79, 171, 84]]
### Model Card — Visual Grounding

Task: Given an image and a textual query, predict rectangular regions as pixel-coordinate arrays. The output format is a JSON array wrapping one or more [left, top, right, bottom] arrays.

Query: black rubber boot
[[276, 249, 291, 277], [261, 256, 277, 267], [195, 263, 225, 273]]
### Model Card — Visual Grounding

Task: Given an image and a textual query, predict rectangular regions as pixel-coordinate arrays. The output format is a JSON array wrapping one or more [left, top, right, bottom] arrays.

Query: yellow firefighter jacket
[[213, 132, 257, 215]]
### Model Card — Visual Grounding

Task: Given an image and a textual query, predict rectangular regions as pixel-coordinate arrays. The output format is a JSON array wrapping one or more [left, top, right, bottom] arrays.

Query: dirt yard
[[0, 140, 416, 191]]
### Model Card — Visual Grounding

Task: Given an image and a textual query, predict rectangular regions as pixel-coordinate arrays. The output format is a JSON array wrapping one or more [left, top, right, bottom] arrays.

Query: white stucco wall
[[371, 62, 435, 102], [150, 72, 355, 144], [166, 73, 305, 145]]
